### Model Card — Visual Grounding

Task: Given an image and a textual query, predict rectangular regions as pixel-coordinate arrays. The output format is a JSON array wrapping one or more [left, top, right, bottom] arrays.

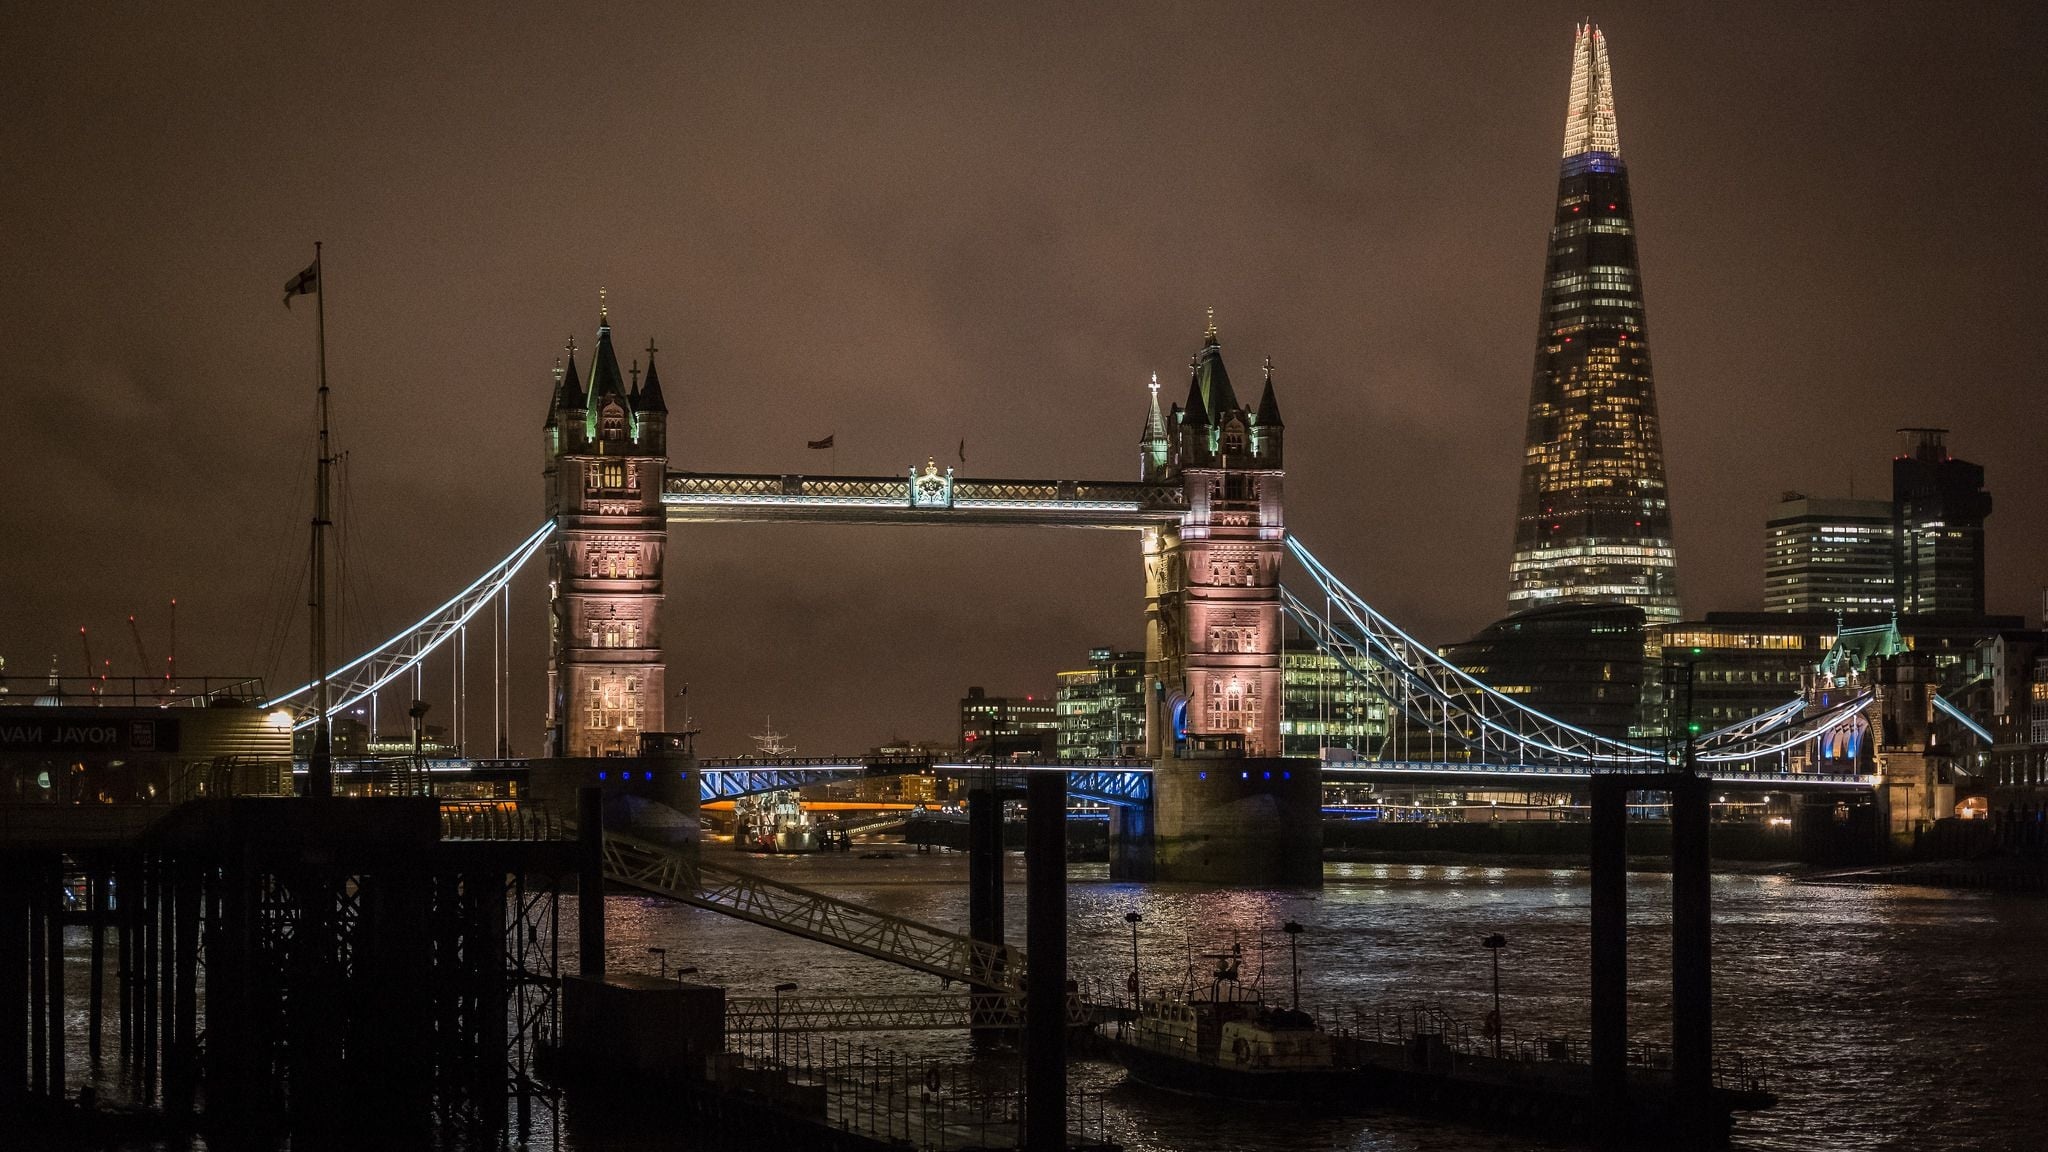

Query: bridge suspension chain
[[1282, 535, 1875, 771], [265, 521, 556, 730]]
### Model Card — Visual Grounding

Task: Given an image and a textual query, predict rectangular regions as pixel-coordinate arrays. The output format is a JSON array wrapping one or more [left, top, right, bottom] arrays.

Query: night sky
[[3, 3, 2042, 755]]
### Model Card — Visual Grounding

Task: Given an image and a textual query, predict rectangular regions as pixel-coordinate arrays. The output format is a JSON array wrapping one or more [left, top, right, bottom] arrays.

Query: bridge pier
[[967, 783, 1007, 1044], [1589, 771, 1716, 1146], [579, 786, 606, 978], [0, 857, 26, 1112], [1150, 755, 1321, 886], [1107, 802, 1155, 881], [1671, 773, 1714, 1135], [1023, 771, 1066, 1151], [1589, 775, 1629, 1136]]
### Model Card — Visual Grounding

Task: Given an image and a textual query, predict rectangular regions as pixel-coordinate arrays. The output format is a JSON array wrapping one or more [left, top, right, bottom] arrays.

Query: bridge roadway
[[692, 753, 1876, 800], [398, 753, 1876, 801]]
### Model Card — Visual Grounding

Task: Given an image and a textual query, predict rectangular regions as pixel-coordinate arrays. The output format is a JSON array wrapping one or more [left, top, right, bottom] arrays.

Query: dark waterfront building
[[1440, 603, 1646, 740], [1893, 428, 1993, 616], [1764, 495, 1897, 616], [1644, 612, 2028, 741], [1055, 648, 1146, 759], [1509, 23, 1679, 625], [959, 686, 1057, 755]]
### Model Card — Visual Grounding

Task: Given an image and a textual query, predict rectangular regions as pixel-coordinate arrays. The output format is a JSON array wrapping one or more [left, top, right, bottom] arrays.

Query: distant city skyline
[[2, 5, 2042, 755]]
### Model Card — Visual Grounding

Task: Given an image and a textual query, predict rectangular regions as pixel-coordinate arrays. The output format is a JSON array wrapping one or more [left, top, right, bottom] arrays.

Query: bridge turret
[[1139, 372, 1172, 482], [1253, 357, 1284, 466], [633, 339, 668, 456], [551, 340, 586, 451]]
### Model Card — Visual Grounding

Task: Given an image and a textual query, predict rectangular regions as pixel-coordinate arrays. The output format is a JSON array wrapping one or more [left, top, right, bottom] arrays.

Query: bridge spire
[[1140, 371, 1171, 481], [585, 307, 627, 408], [554, 337, 585, 415], [1192, 311, 1239, 417], [636, 337, 667, 413], [1256, 356, 1283, 428]]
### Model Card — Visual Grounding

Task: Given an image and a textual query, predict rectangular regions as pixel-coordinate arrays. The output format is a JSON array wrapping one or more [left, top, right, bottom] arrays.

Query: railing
[[720, 1034, 1113, 1150], [0, 675, 268, 707], [439, 801, 573, 842], [1317, 1001, 1775, 1094], [725, 989, 1111, 1033]]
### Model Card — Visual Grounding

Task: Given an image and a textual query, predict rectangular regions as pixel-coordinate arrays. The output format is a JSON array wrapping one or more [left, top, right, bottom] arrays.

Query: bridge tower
[[543, 303, 668, 757], [1138, 315, 1317, 885], [1146, 313, 1286, 757]]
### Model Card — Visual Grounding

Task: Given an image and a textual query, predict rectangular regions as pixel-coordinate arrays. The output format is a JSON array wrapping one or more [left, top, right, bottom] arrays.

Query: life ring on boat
[[1232, 1036, 1251, 1063]]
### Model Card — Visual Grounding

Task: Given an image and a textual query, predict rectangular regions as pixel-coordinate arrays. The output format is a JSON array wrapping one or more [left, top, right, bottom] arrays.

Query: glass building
[[1509, 23, 1680, 624], [1893, 429, 1993, 616], [1765, 495, 1897, 615], [1054, 648, 1147, 759], [1279, 650, 1387, 759]]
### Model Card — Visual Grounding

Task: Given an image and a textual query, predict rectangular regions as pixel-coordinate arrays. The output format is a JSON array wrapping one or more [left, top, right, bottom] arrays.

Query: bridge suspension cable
[[1281, 535, 1874, 770], [265, 521, 555, 730]]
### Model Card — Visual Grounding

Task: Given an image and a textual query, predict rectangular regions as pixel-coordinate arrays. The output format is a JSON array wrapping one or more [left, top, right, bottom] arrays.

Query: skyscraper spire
[[1561, 22, 1620, 160], [1509, 23, 1677, 624]]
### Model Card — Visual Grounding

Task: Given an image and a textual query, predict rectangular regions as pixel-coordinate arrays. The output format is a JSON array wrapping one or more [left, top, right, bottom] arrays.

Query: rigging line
[[248, 429, 317, 681]]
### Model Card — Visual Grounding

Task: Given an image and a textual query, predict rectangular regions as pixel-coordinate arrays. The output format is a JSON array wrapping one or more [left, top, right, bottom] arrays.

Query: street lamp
[[647, 946, 667, 979], [1481, 933, 1508, 1059], [1123, 912, 1142, 1004], [1282, 922, 1304, 1011], [772, 981, 799, 1065], [675, 965, 699, 986]]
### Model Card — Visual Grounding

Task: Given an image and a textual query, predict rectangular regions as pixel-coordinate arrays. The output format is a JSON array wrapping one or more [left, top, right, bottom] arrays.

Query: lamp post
[[773, 981, 798, 1065], [1282, 922, 1304, 1011], [1123, 912, 1142, 1004], [1482, 933, 1508, 1059], [675, 965, 698, 986], [647, 946, 667, 980]]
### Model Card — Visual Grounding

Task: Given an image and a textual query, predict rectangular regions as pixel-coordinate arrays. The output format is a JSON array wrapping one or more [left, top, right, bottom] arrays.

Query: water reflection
[[65, 852, 2048, 1151]]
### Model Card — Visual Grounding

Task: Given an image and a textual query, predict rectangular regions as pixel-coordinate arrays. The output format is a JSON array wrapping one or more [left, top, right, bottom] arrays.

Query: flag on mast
[[958, 438, 965, 464], [283, 258, 320, 307], [807, 434, 834, 450]]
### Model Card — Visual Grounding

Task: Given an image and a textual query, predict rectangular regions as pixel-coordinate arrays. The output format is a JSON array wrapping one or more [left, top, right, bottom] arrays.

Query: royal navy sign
[[0, 714, 180, 754]]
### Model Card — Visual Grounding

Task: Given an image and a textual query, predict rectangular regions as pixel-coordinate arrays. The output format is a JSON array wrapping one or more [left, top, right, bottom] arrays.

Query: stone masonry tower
[[1147, 313, 1286, 757], [543, 301, 668, 757]]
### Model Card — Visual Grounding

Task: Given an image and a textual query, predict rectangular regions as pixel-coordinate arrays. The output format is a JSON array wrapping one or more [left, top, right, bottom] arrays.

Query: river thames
[[533, 853, 2048, 1152]]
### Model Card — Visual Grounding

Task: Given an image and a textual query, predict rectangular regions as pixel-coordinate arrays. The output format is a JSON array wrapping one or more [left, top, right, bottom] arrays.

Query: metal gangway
[[597, 829, 1024, 992]]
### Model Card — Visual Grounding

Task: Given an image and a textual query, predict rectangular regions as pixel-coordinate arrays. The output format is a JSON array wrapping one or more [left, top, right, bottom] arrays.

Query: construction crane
[[127, 614, 153, 678]]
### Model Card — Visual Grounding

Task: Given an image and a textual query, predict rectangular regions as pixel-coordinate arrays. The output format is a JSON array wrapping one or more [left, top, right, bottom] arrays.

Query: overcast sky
[[3, 2, 2042, 754]]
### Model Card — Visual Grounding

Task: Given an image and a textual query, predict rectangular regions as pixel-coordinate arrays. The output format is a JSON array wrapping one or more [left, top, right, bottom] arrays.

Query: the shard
[[1507, 23, 1679, 624]]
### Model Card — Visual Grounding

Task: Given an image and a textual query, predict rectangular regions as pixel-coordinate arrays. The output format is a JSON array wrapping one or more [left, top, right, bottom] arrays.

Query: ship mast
[[308, 242, 333, 797]]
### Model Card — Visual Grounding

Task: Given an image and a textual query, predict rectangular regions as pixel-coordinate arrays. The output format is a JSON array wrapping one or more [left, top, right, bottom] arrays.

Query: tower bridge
[[267, 305, 1882, 883]]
